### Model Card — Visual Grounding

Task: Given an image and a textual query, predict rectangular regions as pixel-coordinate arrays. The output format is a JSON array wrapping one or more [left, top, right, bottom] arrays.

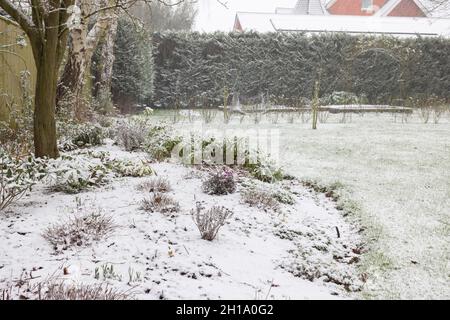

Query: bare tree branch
[[0, 0, 35, 38]]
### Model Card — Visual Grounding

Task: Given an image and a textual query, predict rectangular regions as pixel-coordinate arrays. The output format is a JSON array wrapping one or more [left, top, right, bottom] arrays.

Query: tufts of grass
[[43, 211, 115, 252], [137, 177, 172, 193], [140, 192, 180, 214]]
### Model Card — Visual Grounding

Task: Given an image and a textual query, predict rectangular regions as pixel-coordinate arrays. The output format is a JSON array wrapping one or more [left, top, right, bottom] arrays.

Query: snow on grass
[[0, 142, 362, 300], [160, 110, 450, 299]]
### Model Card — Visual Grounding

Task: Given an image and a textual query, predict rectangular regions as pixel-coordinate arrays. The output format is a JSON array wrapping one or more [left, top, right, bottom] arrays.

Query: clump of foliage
[[104, 158, 153, 177], [0, 148, 48, 212], [241, 188, 280, 212], [240, 182, 295, 212], [200, 136, 284, 183], [137, 177, 172, 193], [202, 167, 236, 195], [320, 91, 368, 106], [49, 159, 111, 194], [42, 282, 131, 300], [242, 156, 284, 183], [59, 122, 105, 151], [140, 192, 180, 214], [153, 33, 449, 107], [48, 153, 154, 194], [115, 116, 151, 151], [191, 202, 233, 241], [110, 17, 153, 111], [43, 203, 115, 252], [1, 277, 132, 300], [144, 124, 183, 161]]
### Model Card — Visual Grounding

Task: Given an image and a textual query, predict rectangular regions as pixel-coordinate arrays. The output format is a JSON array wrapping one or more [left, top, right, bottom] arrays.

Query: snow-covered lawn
[[160, 110, 450, 299], [0, 142, 362, 300]]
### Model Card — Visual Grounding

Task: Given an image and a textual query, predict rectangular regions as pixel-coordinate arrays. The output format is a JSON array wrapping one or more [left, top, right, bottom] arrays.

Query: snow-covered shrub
[[48, 153, 154, 194], [96, 115, 115, 128], [199, 135, 283, 183], [0, 149, 48, 211], [50, 162, 111, 194], [320, 91, 366, 106], [241, 188, 280, 212], [273, 188, 296, 205], [43, 282, 131, 300], [43, 209, 115, 252], [137, 177, 172, 193], [59, 122, 105, 151], [115, 117, 151, 151], [140, 192, 180, 214], [202, 167, 236, 195], [104, 158, 154, 177], [191, 202, 233, 241], [144, 124, 183, 161], [243, 156, 284, 183], [241, 181, 295, 211], [1, 278, 131, 300]]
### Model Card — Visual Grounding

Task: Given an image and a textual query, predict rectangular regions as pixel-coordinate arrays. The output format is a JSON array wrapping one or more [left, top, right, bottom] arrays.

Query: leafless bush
[[253, 112, 263, 124], [183, 169, 204, 180], [319, 111, 330, 123], [286, 112, 295, 124], [201, 108, 217, 124], [191, 202, 233, 241], [241, 189, 280, 212], [432, 105, 446, 124], [300, 110, 311, 123], [339, 112, 352, 123], [43, 212, 116, 252], [1, 271, 131, 300], [418, 107, 431, 124], [268, 112, 279, 124], [137, 177, 172, 193], [115, 118, 149, 151], [140, 192, 180, 214]]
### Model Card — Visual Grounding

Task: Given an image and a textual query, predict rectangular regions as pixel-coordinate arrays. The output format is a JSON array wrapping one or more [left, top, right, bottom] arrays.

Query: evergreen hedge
[[152, 32, 450, 108]]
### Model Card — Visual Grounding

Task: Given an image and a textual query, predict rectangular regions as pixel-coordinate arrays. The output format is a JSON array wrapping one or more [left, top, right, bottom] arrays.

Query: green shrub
[[104, 159, 154, 177], [59, 122, 105, 151], [50, 162, 111, 194], [144, 123, 183, 161], [153, 32, 450, 106], [49, 154, 154, 194], [0, 148, 48, 211]]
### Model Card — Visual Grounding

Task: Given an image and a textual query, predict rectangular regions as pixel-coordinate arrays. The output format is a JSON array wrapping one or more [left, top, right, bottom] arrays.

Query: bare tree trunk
[[57, 0, 115, 119], [98, 18, 118, 96], [34, 55, 60, 158], [312, 80, 320, 130], [56, 26, 87, 118], [32, 3, 69, 159]]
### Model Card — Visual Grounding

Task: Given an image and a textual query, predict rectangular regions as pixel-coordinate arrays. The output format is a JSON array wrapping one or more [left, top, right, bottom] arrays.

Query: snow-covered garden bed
[[0, 135, 364, 300]]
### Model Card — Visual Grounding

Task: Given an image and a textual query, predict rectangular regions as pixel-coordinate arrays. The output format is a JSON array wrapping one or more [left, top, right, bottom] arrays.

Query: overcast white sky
[[194, 0, 298, 32]]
